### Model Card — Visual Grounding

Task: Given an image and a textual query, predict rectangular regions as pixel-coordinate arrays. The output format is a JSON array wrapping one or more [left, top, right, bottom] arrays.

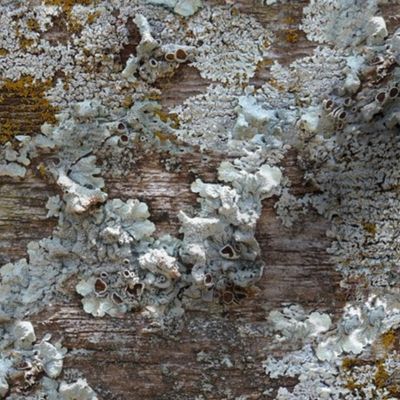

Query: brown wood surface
[[1, 1, 399, 399]]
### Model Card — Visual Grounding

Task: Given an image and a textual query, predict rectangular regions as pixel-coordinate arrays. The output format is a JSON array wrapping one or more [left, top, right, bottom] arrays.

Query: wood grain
[[3, 1, 393, 398]]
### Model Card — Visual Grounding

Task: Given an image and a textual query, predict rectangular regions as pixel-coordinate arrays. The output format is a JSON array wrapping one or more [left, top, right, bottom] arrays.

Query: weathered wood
[[5, 1, 398, 399], [1, 146, 341, 399]]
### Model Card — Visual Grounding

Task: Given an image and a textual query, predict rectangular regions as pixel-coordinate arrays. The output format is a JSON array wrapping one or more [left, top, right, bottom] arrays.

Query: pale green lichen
[[1, 0, 400, 398]]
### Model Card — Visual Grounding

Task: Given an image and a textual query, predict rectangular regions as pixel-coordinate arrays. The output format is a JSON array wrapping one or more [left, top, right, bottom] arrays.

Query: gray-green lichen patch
[[0, 0, 285, 329], [2, 0, 400, 398], [0, 134, 54, 178], [257, 0, 400, 397], [268, 305, 332, 342], [145, 0, 202, 17], [185, 7, 270, 84], [0, 321, 97, 399], [58, 379, 98, 400], [316, 296, 400, 362], [121, 13, 196, 84], [0, 195, 156, 320], [301, 0, 379, 47], [179, 162, 281, 306]]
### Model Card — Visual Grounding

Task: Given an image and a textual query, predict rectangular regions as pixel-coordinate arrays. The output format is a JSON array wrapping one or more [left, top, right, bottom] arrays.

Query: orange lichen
[[0, 76, 57, 145]]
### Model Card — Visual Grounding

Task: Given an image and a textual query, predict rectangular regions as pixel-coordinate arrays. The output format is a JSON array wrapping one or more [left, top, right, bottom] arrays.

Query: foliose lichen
[[0, 321, 97, 399], [2, 0, 400, 398]]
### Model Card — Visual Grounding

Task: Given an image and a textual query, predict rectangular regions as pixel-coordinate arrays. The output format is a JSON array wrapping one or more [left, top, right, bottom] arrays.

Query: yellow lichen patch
[[0, 76, 57, 145], [145, 92, 162, 101], [341, 356, 400, 398], [267, 78, 285, 92], [282, 16, 297, 25], [154, 110, 180, 129], [37, 163, 47, 179], [168, 113, 180, 129], [87, 11, 100, 24], [345, 378, 363, 392], [285, 29, 299, 43], [262, 38, 271, 48], [154, 131, 171, 142], [380, 329, 396, 350], [122, 96, 133, 109], [374, 360, 389, 389], [67, 15, 83, 34], [342, 357, 365, 371], [154, 131, 179, 145], [43, 0, 93, 13], [230, 6, 240, 17], [257, 59, 274, 68], [26, 18, 40, 32], [254, 59, 274, 77], [19, 37, 35, 49], [0, 49, 9, 57], [362, 222, 377, 237], [63, 76, 70, 91]]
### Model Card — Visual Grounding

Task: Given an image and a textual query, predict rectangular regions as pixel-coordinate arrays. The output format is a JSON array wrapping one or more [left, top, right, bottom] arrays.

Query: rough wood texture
[[3, 1, 398, 399]]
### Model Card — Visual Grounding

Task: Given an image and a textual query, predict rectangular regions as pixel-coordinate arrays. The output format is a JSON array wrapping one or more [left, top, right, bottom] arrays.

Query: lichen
[[0, 321, 97, 399], [301, 0, 379, 47], [1, 0, 400, 398], [43, 0, 93, 13], [380, 329, 397, 350], [261, 0, 400, 397], [185, 7, 270, 84], [59, 379, 98, 400], [145, 0, 203, 17]]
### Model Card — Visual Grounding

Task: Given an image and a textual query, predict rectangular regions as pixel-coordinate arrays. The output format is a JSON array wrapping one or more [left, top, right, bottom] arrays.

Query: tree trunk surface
[[1, 1, 399, 399]]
